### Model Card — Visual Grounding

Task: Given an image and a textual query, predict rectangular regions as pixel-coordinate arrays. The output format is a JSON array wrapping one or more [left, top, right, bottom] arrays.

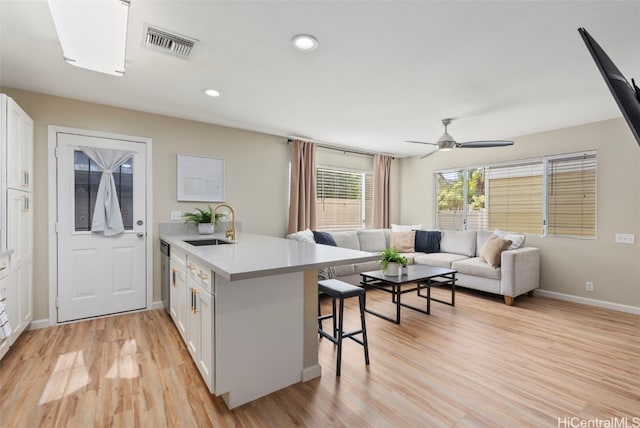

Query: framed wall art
[[177, 154, 225, 202]]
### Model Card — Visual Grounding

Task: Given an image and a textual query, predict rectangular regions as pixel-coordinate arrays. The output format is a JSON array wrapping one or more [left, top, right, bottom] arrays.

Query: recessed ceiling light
[[291, 34, 318, 52], [203, 89, 221, 97]]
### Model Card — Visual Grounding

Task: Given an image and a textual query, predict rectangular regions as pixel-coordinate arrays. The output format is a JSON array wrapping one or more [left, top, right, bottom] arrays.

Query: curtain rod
[[286, 137, 394, 159]]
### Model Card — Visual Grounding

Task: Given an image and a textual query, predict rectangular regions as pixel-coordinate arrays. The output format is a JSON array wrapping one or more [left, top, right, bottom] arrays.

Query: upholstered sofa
[[307, 228, 540, 305]]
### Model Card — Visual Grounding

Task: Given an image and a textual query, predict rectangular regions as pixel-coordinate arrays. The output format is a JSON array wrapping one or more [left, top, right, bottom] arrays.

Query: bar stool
[[317, 279, 370, 376]]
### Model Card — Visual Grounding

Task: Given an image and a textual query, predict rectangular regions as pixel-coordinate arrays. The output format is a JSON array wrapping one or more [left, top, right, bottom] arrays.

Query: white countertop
[[159, 232, 380, 281]]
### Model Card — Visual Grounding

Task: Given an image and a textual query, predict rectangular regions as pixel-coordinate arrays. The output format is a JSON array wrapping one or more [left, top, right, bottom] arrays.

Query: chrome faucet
[[213, 203, 236, 241]]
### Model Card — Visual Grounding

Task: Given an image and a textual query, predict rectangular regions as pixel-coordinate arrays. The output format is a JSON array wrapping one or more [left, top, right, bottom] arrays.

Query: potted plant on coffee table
[[380, 247, 408, 276], [183, 205, 224, 234]]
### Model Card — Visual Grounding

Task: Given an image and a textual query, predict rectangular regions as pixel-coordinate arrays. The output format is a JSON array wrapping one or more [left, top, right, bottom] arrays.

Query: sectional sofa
[[304, 228, 540, 305]]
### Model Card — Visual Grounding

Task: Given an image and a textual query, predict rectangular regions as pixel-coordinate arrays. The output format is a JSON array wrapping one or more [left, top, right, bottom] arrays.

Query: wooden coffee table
[[360, 264, 456, 324]]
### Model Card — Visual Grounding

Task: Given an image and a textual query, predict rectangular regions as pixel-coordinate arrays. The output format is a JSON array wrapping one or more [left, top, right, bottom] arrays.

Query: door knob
[[137, 232, 145, 238]]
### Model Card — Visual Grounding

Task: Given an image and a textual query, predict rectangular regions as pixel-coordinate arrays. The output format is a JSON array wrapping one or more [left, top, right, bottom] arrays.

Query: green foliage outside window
[[437, 169, 485, 212]]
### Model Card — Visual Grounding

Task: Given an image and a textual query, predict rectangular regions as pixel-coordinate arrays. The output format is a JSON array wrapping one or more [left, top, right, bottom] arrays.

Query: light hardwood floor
[[1, 287, 639, 427]]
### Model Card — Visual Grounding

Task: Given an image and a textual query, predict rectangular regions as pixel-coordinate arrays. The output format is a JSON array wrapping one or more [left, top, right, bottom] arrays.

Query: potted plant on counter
[[380, 247, 408, 276], [183, 205, 224, 234]]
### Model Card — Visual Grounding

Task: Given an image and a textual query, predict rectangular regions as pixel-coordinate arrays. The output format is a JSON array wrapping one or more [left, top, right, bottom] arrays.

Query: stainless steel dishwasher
[[160, 240, 170, 314]]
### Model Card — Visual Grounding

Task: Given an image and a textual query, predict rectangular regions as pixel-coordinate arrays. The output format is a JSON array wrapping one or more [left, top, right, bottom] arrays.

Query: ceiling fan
[[406, 118, 514, 158]]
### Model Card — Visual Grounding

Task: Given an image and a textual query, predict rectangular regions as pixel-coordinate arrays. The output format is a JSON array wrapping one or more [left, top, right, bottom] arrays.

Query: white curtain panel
[[81, 146, 133, 236]]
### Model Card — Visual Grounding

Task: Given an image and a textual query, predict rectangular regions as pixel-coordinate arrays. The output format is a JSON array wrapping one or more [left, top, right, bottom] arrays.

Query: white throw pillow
[[494, 229, 525, 249], [286, 228, 315, 243], [391, 223, 422, 232]]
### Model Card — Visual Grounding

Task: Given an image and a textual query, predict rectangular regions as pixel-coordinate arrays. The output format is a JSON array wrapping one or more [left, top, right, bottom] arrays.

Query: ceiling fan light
[[439, 140, 456, 150], [47, 0, 130, 76]]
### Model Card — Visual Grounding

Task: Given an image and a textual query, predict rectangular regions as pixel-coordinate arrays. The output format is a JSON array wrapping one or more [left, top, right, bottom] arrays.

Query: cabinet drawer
[[186, 255, 213, 294], [171, 245, 187, 268]]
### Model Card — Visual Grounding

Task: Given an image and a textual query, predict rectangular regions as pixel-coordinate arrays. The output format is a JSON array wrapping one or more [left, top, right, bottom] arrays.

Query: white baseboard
[[29, 302, 166, 331], [29, 294, 636, 334], [28, 319, 50, 330], [534, 289, 640, 315], [302, 364, 322, 382]]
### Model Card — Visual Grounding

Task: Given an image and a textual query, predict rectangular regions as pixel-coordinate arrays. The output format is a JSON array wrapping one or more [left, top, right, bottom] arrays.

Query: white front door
[[56, 132, 147, 322]]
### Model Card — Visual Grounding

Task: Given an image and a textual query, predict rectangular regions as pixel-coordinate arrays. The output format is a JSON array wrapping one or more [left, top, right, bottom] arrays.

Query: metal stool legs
[[318, 286, 369, 376], [359, 293, 370, 367]]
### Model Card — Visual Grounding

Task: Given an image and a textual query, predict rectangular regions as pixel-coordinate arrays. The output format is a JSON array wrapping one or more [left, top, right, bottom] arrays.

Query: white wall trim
[[47, 127, 57, 327], [301, 364, 322, 382], [534, 289, 640, 315], [47, 126, 153, 326], [29, 306, 163, 331], [28, 319, 50, 330]]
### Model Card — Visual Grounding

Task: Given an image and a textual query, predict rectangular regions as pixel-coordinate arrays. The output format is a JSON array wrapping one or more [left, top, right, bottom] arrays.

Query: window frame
[[315, 164, 373, 231], [433, 150, 597, 239], [73, 150, 134, 232]]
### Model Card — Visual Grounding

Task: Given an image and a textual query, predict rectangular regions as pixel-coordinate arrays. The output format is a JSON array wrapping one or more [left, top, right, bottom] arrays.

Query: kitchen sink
[[183, 239, 232, 246]]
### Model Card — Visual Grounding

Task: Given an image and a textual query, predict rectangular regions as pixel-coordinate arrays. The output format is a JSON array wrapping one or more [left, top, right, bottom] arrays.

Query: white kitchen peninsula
[[159, 231, 379, 409]]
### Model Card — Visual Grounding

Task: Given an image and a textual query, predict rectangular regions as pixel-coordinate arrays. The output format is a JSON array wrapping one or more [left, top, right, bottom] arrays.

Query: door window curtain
[[81, 146, 133, 236], [372, 154, 392, 229], [288, 139, 317, 233]]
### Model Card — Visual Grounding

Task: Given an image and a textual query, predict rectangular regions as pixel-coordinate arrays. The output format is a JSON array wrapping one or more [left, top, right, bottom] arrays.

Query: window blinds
[[487, 161, 544, 235], [545, 152, 597, 238], [316, 167, 372, 230]]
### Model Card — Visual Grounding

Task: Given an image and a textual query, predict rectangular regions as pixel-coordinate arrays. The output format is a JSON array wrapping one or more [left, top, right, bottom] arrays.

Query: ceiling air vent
[[143, 25, 198, 58]]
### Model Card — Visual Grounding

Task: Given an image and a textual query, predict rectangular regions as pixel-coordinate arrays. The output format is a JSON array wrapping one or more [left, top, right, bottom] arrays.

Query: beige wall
[[1, 87, 401, 322], [398, 118, 640, 307]]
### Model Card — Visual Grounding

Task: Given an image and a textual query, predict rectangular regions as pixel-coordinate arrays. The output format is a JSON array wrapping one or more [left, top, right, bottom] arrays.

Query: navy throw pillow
[[415, 230, 441, 253], [312, 231, 337, 246]]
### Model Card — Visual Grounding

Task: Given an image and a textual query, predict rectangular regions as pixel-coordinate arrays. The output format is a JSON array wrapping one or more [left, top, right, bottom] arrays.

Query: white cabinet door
[[15, 256, 32, 340], [5, 97, 33, 192], [196, 286, 214, 392], [185, 256, 214, 392], [0, 255, 10, 360], [6, 190, 32, 267], [169, 257, 187, 341], [186, 274, 200, 360], [1, 96, 33, 348], [167, 252, 216, 392], [6, 189, 32, 341]]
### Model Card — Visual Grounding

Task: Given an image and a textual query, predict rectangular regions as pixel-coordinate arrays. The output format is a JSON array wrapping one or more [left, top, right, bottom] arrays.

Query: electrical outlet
[[585, 281, 594, 292], [170, 210, 182, 221], [615, 233, 636, 244]]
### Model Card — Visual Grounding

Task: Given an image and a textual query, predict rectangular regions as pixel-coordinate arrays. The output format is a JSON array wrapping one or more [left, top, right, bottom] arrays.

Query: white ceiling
[[1, 1, 639, 157]]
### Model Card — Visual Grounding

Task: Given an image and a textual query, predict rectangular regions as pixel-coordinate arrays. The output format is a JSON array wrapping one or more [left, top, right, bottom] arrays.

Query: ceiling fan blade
[[457, 140, 514, 148], [419, 149, 439, 159], [405, 140, 438, 146]]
